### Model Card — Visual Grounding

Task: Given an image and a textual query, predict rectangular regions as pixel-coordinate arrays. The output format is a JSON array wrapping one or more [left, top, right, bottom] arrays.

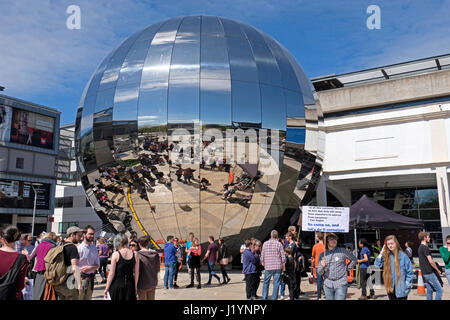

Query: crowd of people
[[1, 222, 449, 301]]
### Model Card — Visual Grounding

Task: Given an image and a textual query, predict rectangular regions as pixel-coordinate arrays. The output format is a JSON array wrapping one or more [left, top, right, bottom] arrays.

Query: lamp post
[[30, 183, 43, 237]]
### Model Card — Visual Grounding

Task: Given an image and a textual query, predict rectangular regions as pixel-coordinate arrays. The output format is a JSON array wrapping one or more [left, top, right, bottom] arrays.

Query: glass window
[[15, 157, 24, 169], [226, 37, 258, 83], [260, 84, 286, 131], [419, 209, 440, 220], [200, 79, 231, 127], [200, 35, 230, 80], [168, 79, 200, 125], [231, 80, 261, 126], [58, 222, 79, 234]]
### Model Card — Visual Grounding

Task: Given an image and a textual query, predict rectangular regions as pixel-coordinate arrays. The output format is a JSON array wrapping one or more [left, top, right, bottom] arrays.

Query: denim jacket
[[374, 251, 414, 298]]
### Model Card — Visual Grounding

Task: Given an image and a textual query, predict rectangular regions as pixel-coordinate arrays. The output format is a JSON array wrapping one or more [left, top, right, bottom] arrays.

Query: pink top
[[31, 240, 55, 271], [189, 246, 202, 256]]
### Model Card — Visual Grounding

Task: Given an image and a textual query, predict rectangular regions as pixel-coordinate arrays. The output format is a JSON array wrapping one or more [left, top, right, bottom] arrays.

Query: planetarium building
[[75, 15, 321, 254]]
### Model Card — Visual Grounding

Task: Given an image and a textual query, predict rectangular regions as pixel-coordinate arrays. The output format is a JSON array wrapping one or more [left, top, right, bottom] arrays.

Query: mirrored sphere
[[75, 15, 320, 254]]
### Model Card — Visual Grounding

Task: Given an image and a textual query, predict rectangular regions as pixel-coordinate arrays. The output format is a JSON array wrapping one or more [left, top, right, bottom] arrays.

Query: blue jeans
[[324, 285, 348, 300], [207, 261, 220, 283], [280, 282, 285, 297], [445, 269, 450, 287], [262, 269, 281, 300], [317, 273, 324, 299], [423, 273, 443, 300], [164, 262, 176, 289]]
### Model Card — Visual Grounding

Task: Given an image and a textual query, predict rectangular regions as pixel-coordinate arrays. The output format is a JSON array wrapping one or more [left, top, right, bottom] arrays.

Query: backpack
[[0, 253, 26, 300], [44, 243, 72, 286]]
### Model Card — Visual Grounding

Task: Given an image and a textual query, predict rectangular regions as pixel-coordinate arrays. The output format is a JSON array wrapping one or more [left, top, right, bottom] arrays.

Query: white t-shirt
[[240, 244, 246, 263]]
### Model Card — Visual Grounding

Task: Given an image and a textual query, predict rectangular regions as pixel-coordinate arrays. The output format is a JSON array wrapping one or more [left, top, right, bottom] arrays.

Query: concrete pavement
[[91, 268, 450, 300]]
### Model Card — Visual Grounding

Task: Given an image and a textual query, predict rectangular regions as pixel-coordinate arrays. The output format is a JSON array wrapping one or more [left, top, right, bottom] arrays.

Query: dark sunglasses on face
[[130, 244, 137, 247]]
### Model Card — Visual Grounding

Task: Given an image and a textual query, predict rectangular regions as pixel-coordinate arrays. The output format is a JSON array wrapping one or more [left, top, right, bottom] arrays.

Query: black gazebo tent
[[350, 195, 424, 230]]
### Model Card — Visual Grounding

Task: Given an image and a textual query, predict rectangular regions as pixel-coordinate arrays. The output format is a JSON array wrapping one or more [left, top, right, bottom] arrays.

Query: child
[[284, 247, 297, 300]]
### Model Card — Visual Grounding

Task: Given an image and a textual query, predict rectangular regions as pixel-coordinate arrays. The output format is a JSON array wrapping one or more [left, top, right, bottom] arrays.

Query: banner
[[301, 206, 350, 233], [9, 108, 55, 149]]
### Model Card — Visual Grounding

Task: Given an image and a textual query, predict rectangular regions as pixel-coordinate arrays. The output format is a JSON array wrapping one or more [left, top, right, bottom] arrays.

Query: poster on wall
[[0, 105, 12, 142], [9, 108, 55, 149], [0, 179, 50, 210]]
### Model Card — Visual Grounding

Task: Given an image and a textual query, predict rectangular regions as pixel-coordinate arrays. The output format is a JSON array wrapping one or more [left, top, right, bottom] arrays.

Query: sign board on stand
[[301, 206, 350, 233]]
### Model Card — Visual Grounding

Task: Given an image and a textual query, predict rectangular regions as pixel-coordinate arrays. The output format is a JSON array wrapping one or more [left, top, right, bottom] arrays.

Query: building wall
[[316, 69, 450, 251]]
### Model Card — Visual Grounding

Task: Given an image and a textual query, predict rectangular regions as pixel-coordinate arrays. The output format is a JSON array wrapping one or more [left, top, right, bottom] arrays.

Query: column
[[436, 166, 450, 240], [316, 175, 327, 206]]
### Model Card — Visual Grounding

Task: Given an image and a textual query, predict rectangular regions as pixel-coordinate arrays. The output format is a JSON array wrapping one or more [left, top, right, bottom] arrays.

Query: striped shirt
[[317, 247, 357, 289], [261, 238, 286, 271]]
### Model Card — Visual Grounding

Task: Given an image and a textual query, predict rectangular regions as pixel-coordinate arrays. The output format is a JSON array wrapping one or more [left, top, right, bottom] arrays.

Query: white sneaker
[[279, 295, 284, 300]]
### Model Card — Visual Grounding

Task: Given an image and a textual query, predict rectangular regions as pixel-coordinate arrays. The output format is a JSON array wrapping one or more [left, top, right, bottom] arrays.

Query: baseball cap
[[66, 226, 84, 235]]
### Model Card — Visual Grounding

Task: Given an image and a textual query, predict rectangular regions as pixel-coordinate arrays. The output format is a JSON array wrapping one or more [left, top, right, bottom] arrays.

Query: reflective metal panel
[[231, 80, 261, 126], [226, 36, 258, 82], [200, 35, 230, 80], [260, 84, 286, 131], [75, 16, 320, 254]]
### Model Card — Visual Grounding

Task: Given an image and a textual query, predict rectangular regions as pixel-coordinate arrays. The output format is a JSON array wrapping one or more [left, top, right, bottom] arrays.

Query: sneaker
[[227, 277, 231, 283], [197, 284, 201, 289], [280, 295, 284, 300], [205, 282, 211, 286], [186, 283, 194, 288], [369, 293, 376, 300], [174, 284, 179, 288]]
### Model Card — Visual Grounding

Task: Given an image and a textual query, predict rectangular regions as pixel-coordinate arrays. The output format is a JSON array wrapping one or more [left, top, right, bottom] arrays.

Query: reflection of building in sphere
[[75, 15, 322, 255]]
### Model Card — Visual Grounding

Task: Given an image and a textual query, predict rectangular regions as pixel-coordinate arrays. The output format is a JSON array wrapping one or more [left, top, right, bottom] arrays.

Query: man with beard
[[53, 226, 84, 300], [77, 225, 100, 300]]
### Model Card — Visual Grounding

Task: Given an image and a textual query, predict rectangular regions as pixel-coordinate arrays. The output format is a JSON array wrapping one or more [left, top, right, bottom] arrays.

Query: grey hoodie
[[137, 249, 160, 290]]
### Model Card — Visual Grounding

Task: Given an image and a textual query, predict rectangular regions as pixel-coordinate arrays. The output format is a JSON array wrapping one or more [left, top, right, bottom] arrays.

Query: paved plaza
[[92, 268, 450, 301]]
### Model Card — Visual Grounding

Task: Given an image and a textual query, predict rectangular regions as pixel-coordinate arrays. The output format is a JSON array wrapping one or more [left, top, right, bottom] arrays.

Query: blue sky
[[1, 0, 450, 125]]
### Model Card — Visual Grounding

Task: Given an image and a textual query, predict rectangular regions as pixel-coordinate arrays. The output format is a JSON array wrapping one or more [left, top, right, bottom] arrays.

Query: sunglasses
[[130, 244, 137, 247]]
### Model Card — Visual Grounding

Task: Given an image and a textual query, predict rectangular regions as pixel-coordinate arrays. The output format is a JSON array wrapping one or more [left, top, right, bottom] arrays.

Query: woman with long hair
[[186, 238, 202, 289], [374, 235, 414, 300], [218, 238, 231, 284]]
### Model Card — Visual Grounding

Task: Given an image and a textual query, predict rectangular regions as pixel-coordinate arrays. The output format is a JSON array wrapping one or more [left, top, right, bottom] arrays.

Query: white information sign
[[302, 206, 350, 233]]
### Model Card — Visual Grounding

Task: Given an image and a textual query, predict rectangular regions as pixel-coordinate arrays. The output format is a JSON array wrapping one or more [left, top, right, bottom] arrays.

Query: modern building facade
[[312, 54, 450, 254], [0, 94, 60, 235], [75, 15, 321, 254], [52, 123, 102, 235]]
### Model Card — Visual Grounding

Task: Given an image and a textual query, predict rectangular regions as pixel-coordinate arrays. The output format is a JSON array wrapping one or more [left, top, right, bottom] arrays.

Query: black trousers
[[220, 264, 229, 281], [99, 257, 108, 279], [190, 267, 201, 285], [360, 268, 375, 297], [245, 273, 257, 299], [388, 292, 408, 300], [174, 262, 181, 282], [294, 270, 301, 298], [254, 271, 261, 294]]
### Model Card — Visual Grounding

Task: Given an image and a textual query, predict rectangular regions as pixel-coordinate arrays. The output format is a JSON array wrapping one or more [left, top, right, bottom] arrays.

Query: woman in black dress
[[104, 234, 139, 300]]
